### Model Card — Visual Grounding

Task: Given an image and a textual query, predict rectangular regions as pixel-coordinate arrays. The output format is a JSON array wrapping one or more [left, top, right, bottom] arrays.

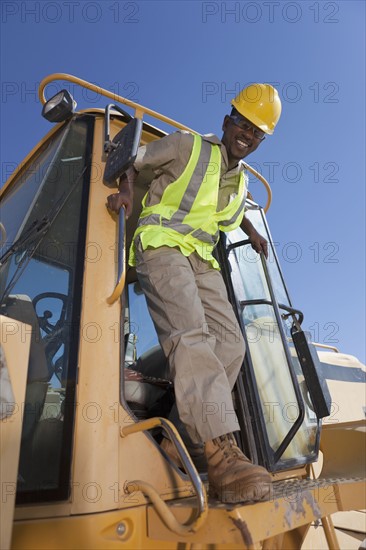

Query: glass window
[[242, 304, 317, 459], [123, 281, 172, 420], [0, 116, 92, 503], [0, 127, 67, 260], [227, 212, 319, 468], [237, 207, 291, 307], [128, 281, 159, 358]]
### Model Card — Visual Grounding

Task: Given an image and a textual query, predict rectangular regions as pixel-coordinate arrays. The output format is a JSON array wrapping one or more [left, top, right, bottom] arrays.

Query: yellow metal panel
[[333, 481, 366, 512], [12, 507, 175, 549], [320, 421, 366, 479], [303, 523, 365, 550], [325, 379, 365, 424], [11, 496, 365, 550], [14, 502, 72, 521], [69, 117, 123, 515], [331, 510, 366, 533], [0, 316, 31, 550]]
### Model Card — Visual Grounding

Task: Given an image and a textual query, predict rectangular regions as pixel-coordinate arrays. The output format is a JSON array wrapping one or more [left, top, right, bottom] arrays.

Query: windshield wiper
[[0, 216, 50, 266], [0, 162, 89, 305], [0, 216, 51, 304]]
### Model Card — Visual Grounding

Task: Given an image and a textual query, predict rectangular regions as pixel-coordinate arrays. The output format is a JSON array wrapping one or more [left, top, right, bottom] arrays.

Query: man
[[107, 84, 282, 503]]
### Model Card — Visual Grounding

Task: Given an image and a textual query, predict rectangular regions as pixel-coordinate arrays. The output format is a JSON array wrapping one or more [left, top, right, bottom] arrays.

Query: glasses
[[229, 115, 266, 141]]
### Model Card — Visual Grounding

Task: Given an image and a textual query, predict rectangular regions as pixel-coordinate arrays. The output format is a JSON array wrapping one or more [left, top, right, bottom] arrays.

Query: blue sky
[[1, 0, 365, 362]]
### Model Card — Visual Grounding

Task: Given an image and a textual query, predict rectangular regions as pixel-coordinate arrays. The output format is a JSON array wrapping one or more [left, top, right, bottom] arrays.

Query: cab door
[[0, 317, 30, 550], [217, 202, 325, 472]]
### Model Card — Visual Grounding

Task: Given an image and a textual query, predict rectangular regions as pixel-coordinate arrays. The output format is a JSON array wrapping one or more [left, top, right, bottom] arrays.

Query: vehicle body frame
[[0, 74, 365, 550]]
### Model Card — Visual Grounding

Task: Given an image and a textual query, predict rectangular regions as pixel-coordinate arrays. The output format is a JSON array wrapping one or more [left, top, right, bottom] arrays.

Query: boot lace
[[213, 434, 250, 464]]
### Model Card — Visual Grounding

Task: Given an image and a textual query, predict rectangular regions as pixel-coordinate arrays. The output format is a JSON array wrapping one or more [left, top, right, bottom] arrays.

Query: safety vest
[[129, 134, 247, 269]]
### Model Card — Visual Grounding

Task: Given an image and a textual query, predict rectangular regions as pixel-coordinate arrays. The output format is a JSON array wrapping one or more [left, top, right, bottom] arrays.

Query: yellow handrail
[[312, 342, 340, 353], [106, 207, 126, 305], [39, 73, 197, 132], [121, 417, 208, 535], [39, 74, 272, 211], [243, 161, 272, 212]]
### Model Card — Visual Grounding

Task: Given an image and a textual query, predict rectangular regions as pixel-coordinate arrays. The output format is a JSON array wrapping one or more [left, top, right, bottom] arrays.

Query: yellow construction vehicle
[[1, 74, 365, 550]]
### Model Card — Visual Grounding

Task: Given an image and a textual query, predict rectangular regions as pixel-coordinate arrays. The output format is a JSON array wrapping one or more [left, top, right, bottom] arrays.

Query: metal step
[[147, 476, 366, 546]]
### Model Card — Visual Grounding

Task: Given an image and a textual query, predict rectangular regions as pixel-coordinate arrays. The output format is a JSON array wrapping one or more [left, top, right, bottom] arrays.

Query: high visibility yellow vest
[[129, 134, 247, 269]]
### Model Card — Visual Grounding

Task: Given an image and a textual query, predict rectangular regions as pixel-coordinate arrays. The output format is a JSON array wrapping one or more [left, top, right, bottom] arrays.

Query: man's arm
[[241, 216, 268, 259]]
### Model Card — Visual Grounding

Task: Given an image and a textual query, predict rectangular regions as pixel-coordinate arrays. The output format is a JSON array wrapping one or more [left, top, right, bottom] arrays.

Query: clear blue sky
[[1, 0, 365, 362]]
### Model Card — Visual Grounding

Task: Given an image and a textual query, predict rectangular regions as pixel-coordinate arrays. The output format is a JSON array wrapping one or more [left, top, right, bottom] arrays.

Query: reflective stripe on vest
[[131, 134, 246, 266]]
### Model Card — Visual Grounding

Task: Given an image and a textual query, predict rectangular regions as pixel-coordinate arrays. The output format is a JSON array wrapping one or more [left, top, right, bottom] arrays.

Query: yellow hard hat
[[231, 83, 282, 135]]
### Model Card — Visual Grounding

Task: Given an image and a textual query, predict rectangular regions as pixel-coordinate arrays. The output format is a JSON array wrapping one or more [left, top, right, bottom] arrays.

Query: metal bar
[[242, 162, 272, 212], [107, 207, 126, 305], [39, 73, 197, 132], [312, 342, 340, 353], [121, 417, 208, 535], [240, 301, 305, 344], [239, 299, 304, 332], [259, 254, 306, 462], [276, 303, 304, 325], [321, 515, 341, 550], [216, 234, 262, 464], [104, 104, 132, 153], [124, 480, 204, 537], [226, 238, 251, 253], [38, 74, 273, 212]]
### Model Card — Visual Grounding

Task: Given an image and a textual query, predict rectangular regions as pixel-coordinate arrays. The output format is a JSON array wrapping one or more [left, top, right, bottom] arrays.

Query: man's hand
[[241, 217, 268, 259], [106, 166, 137, 218], [248, 228, 268, 259], [107, 189, 132, 218]]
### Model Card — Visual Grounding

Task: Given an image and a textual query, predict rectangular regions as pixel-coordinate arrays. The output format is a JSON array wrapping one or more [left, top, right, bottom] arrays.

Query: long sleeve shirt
[[134, 131, 248, 212], [129, 131, 248, 267]]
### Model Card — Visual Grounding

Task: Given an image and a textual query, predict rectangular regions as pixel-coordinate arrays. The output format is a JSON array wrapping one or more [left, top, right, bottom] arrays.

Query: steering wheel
[[33, 292, 68, 335], [33, 292, 68, 382]]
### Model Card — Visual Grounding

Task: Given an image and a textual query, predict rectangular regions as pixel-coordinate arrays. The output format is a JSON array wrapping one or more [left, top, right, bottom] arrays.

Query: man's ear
[[222, 115, 230, 132]]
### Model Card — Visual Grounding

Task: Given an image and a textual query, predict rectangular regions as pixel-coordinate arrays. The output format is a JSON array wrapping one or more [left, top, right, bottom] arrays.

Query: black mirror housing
[[103, 117, 143, 186]]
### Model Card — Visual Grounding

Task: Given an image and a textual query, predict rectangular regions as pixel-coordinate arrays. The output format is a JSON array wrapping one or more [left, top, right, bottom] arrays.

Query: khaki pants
[[135, 244, 245, 444]]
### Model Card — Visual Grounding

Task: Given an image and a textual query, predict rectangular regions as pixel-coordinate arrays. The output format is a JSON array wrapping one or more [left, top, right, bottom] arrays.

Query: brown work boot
[[160, 437, 207, 473], [205, 433, 272, 503]]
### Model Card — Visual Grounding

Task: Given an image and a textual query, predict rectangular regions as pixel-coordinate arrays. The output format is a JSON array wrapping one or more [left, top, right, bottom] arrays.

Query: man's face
[[221, 113, 264, 164]]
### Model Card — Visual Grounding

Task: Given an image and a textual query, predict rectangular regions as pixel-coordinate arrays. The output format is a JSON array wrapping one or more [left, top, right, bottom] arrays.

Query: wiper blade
[[0, 158, 89, 268], [0, 216, 51, 304], [0, 161, 89, 304], [0, 216, 50, 265]]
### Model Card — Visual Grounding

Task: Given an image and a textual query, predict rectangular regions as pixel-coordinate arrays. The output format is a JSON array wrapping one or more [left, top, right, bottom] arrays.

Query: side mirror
[[291, 327, 332, 419], [103, 104, 142, 186]]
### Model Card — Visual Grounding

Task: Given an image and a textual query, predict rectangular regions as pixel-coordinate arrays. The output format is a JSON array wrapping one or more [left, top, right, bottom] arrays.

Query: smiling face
[[221, 112, 264, 168]]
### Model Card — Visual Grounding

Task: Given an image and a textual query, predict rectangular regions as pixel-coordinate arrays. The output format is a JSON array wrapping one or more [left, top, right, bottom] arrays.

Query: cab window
[[0, 116, 93, 503]]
